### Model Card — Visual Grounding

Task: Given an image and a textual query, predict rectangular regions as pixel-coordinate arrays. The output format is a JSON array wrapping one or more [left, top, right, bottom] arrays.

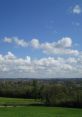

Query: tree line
[[0, 79, 82, 107]]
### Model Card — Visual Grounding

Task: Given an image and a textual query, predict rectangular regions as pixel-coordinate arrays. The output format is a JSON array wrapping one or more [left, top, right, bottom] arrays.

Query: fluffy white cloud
[[0, 52, 82, 78], [57, 37, 72, 48], [40, 37, 79, 56], [72, 5, 82, 14], [14, 38, 28, 47], [3, 37, 79, 56], [3, 37, 28, 47], [4, 37, 13, 43], [5, 51, 16, 60], [43, 48, 79, 56], [31, 39, 40, 48]]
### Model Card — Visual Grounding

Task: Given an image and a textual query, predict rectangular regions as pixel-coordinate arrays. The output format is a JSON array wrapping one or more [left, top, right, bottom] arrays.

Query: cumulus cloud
[[4, 37, 13, 43], [5, 51, 16, 60], [57, 37, 72, 48], [0, 52, 82, 78], [3, 37, 28, 47], [72, 5, 82, 14], [40, 37, 79, 56], [14, 38, 28, 47], [43, 48, 79, 56], [3, 37, 79, 56], [31, 39, 40, 48]]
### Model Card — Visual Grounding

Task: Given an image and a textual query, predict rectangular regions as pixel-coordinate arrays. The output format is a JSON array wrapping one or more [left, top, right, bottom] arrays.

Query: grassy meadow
[[0, 106, 82, 117], [0, 97, 82, 117], [0, 97, 37, 106]]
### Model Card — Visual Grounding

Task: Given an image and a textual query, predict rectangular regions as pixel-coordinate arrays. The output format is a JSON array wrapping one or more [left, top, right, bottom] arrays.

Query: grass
[[0, 97, 82, 117], [0, 106, 82, 117], [0, 97, 39, 106]]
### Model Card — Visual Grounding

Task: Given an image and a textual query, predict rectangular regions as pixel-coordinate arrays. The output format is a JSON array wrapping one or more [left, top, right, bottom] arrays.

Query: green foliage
[[0, 79, 82, 107]]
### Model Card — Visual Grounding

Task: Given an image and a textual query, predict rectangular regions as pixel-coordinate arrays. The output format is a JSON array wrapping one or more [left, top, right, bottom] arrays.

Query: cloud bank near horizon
[[0, 36, 81, 78], [0, 45, 82, 78]]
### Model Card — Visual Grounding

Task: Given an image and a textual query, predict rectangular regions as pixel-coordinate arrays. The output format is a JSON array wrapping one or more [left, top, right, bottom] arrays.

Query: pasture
[[0, 97, 82, 117], [0, 106, 82, 117], [0, 97, 37, 106]]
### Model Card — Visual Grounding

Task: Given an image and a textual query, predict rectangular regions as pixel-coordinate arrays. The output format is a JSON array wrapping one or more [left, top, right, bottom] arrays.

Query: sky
[[0, 0, 82, 78]]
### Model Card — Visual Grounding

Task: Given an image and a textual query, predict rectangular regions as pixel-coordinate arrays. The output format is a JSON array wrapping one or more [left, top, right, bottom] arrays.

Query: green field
[[0, 106, 82, 117], [0, 97, 82, 117], [0, 97, 40, 106]]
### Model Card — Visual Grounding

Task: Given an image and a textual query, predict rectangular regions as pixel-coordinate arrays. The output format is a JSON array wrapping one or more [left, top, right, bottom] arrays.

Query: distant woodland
[[0, 78, 82, 108]]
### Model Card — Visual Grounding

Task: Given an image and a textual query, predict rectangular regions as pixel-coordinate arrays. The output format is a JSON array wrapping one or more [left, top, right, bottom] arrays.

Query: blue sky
[[0, 0, 82, 78]]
